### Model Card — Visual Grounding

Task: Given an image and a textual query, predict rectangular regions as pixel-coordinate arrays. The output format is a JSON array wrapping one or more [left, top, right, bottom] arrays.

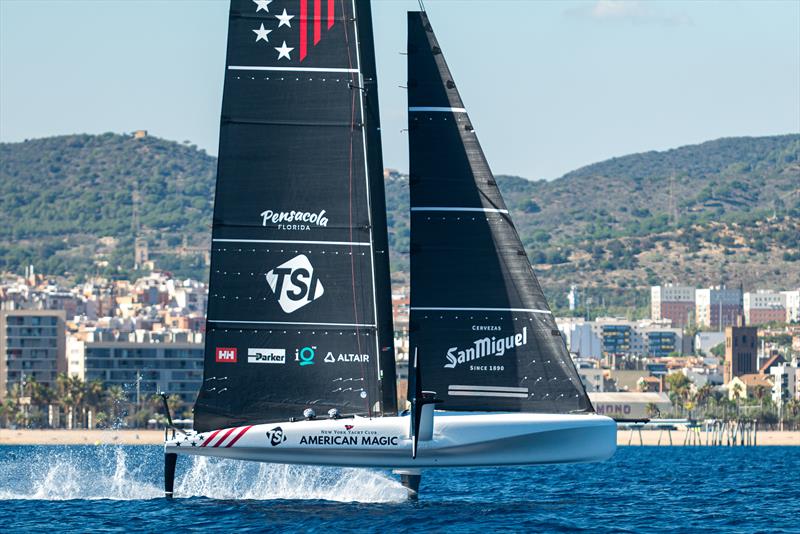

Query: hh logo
[[265, 254, 324, 313], [215, 347, 237, 363]]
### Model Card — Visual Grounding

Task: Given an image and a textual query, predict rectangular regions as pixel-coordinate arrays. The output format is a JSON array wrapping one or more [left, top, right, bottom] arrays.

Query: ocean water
[[0, 445, 798, 532]]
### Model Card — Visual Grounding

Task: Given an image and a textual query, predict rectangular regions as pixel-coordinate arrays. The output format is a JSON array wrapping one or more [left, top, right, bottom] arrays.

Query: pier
[[619, 419, 764, 446]]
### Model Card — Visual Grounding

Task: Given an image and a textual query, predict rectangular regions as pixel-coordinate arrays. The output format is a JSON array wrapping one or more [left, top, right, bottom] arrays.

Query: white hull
[[165, 412, 616, 468]]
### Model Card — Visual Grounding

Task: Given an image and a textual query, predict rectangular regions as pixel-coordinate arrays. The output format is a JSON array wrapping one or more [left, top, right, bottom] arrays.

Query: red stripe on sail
[[212, 427, 237, 447], [300, 0, 308, 61], [327, 0, 334, 29], [314, 0, 321, 45], [200, 428, 222, 447], [225, 425, 253, 448]]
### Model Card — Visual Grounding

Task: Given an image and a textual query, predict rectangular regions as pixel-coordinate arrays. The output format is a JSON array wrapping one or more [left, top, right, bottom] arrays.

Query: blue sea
[[1, 445, 798, 532]]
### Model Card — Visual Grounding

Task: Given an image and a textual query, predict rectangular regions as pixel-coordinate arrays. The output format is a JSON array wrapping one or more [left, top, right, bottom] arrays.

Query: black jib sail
[[407, 11, 592, 414], [193, 0, 397, 432]]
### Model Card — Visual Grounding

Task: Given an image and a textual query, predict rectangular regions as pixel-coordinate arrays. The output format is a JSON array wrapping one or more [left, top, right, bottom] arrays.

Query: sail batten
[[193, 0, 397, 432], [407, 11, 592, 415]]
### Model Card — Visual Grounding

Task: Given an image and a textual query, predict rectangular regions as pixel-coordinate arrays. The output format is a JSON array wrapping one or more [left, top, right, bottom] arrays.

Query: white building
[[743, 290, 786, 325], [781, 290, 800, 323], [770, 359, 800, 406], [682, 366, 724, 388], [651, 284, 695, 327], [67, 330, 204, 403], [557, 317, 684, 358], [576, 361, 604, 392], [556, 318, 603, 359], [695, 287, 743, 329]]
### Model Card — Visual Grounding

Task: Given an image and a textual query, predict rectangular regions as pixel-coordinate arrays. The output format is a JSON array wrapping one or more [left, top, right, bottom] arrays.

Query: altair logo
[[444, 327, 528, 368], [265, 254, 324, 313]]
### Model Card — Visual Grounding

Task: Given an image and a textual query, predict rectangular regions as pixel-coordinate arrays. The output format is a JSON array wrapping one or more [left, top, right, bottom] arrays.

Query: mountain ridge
[[1, 132, 797, 308]]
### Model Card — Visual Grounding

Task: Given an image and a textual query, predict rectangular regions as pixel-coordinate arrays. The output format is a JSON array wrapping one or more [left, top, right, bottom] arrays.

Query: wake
[[0, 446, 407, 502]]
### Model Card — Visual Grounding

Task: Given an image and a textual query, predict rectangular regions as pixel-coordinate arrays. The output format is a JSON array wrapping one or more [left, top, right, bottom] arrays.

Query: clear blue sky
[[1, 0, 798, 179]]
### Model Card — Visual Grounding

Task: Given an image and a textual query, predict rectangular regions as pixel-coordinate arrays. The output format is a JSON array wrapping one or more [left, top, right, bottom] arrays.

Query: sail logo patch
[[266, 426, 287, 447], [295, 346, 316, 366], [324, 352, 370, 363], [260, 209, 328, 231], [247, 348, 286, 364], [265, 254, 324, 313], [444, 327, 528, 368], [215, 347, 238, 363]]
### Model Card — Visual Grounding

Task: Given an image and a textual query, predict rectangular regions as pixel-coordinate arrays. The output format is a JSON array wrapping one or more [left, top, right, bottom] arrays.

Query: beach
[[1, 428, 798, 446]]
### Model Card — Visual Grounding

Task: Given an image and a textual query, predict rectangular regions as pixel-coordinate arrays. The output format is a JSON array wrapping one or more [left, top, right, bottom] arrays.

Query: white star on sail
[[252, 0, 272, 12], [275, 8, 294, 28], [252, 23, 272, 43], [275, 41, 294, 60]]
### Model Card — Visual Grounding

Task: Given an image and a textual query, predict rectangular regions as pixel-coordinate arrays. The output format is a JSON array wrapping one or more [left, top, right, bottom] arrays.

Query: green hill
[[1, 133, 798, 312]]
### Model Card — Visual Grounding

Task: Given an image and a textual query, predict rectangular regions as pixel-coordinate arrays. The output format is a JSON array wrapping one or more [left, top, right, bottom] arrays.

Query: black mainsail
[[194, 0, 397, 432], [407, 11, 592, 414]]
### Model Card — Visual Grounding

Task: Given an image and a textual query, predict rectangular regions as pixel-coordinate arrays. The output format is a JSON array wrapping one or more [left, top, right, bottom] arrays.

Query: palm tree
[[84, 379, 104, 428], [731, 382, 743, 409]]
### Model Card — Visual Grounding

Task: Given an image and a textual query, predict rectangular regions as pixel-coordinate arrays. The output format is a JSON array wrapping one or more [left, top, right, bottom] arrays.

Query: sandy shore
[[1, 428, 799, 446], [617, 429, 800, 446]]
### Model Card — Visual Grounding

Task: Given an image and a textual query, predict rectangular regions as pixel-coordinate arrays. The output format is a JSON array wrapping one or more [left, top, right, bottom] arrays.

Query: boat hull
[[165, 412, 616, 468]]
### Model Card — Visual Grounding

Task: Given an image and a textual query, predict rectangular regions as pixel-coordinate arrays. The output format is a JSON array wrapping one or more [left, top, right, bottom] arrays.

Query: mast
[[193, 0, 396, 432], [354, 1, 399, 414], [407, 11, 592, 414]]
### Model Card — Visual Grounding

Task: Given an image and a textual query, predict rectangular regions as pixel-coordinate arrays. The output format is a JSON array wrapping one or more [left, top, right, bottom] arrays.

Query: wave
[[0, 446, 407, 503]]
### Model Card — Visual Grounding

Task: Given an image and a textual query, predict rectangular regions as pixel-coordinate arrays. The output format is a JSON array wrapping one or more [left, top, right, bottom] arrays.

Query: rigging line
[[342, 0, 369, 417], [417, 0, 426, 12]]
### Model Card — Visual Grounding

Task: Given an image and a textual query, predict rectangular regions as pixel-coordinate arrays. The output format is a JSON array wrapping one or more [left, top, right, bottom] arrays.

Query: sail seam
[[408, 106, 467, 113], [228, 65, 359, 73], [410, 307, 550, 314], [411, 207, 508, 213], [212, 238, 371, 246], [208, 319, 377, 327]]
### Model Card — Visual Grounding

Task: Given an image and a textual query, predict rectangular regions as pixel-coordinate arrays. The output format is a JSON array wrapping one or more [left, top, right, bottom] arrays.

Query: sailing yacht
[[164, 0, 616, 498]]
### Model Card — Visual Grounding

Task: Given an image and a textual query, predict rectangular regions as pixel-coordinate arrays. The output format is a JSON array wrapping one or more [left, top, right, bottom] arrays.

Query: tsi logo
[[247, 348, 286, 364], [265, 254, 324, 313], [215, 347, 238, 363], [266, 426, 287, 447]]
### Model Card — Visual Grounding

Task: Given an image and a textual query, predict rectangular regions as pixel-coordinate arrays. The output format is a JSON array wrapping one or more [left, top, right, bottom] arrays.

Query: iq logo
[[295, 346, 316, 366], [265, 254, 324, 314], [215, 347, 237, 363]]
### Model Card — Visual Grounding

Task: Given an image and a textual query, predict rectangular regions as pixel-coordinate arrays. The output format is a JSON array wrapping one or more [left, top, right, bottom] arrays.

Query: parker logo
[[247, 348, 286, 364], [215, 347, 237, 363], [266, 426, 287, 447], [265, 254, 324, 313]]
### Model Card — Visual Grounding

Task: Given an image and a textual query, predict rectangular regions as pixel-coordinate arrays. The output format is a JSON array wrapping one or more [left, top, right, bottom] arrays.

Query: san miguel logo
[[266, 254, 324, 313], [215, 347, 238, 363], [444, 327, 528, 369], [266, 426, 287, 447]]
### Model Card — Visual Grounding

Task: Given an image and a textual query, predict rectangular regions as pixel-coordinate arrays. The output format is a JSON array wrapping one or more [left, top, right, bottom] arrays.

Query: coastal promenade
[[1, 429, 798, 446]]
